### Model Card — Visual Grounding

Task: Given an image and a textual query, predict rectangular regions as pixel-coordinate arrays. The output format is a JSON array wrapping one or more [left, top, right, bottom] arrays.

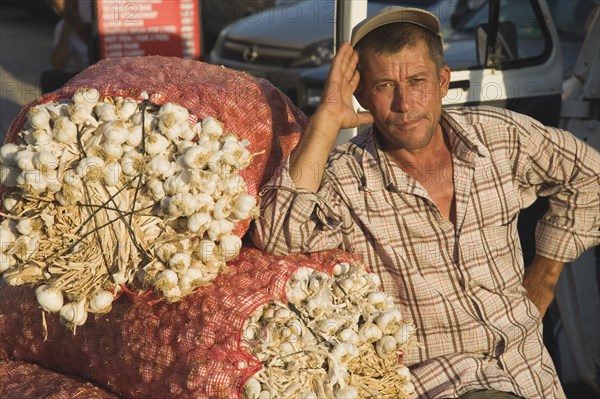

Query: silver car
[[208, 0, 451, 103]]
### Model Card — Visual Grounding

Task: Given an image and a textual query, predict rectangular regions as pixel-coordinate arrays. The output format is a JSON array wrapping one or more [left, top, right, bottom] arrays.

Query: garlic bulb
[[330, 342, 359, 363], [198, 239, 217, 263], [394, 322, 416, 345], [72, 87, 100, 107], [375, 309, 403, 335], [103, 162, 122, 186], [15, 149, 35, 171], [187, 212, 211, 234], [396, 365, 411, 379], [2, 194, 19, 214], [59, 299, 88, 326], [145, 133, 170, 156], [338, 328, 359, 345], [207, 219, 234, 241], [53, 117, 78, 143], [3, 265, 43, 286], [0, 143, 20, 164], [146, 155, 171, 178], [76, 156, 105, 182], [89, 290, 114, 314], [335, 386, 358, 399], [32, 150, 59, 171], [169, 252, 191, 273], [0, 164, 20, 187], [0, 223, 17, 250], [375, 335, 397, 358], [118, 98, 138, 121], [28, 107, 51, 131], [35, 284, 64, 312], [358, 321, 383, 343], [243, 378, 262, 399], [0, 253, 17, 273], [121, 149, 145, 176], [16, 218, 35, 236], [332, 262, 350, 276], [218, 234, 242, 261], [200, 116, 223, 137], [95, 102, 117, 122], [127, 124, 143, 147], [12, 235, 39, 260]]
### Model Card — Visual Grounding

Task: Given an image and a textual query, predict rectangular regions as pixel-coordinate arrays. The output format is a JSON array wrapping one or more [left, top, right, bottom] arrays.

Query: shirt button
[[469, 280, 477, 288]]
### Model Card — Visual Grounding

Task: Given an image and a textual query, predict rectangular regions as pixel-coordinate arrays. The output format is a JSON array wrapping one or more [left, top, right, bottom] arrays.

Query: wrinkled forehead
[[358, 41, 437, 75]]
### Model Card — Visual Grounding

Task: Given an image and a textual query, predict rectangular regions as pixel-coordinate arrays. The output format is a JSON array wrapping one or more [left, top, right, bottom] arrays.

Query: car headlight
[[291, 39, 334, 67]]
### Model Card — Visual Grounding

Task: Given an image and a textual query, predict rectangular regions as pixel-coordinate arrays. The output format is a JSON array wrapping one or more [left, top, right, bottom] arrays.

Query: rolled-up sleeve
[[517, 119, 600, 262], [251, 157, 353, 256]]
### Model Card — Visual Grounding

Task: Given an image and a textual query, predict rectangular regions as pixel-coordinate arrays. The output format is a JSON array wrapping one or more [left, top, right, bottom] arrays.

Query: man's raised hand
[[316, 42, 373, 130]]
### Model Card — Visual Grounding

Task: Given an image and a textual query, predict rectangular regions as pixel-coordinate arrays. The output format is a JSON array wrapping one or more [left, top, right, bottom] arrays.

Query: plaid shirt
[[252, 106, 600, 399]]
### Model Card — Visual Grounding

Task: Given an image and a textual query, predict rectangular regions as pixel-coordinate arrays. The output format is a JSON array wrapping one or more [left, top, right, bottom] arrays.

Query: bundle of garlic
[[241, 262, 419, 399], [0, 87, 259, 329]]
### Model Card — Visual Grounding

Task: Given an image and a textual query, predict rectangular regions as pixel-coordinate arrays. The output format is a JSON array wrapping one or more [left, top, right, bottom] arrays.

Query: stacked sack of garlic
[[0, 88, 258, 328], [0, 56, 305, 331], [242, 261, 419, 399]]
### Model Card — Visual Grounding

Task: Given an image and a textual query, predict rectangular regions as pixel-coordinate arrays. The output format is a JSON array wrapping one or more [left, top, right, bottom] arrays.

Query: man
[[252, 7, 600, 399], [41, 0, 91, 93]]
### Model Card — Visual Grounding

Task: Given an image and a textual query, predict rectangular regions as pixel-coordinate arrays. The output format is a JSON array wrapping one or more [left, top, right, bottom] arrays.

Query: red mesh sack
[[2, 56, 306, 237], [0, 360, 120, 399], [0, 246, 363, 399]]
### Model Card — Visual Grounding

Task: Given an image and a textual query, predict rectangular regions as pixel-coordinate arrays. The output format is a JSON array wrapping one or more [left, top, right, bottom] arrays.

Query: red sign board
[[96, 0, 201, 60]]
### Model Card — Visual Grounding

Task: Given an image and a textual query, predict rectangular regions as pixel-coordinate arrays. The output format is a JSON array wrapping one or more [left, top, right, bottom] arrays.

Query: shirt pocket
[[478, 206, 524, 291], [359, 192, 396, 248]]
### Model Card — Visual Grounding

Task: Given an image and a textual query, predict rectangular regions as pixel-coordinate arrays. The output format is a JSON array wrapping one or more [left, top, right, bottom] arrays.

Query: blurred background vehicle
[[297, 0, 597, 115], [209, 0, 459, 104], [201, 0, 298, 58]]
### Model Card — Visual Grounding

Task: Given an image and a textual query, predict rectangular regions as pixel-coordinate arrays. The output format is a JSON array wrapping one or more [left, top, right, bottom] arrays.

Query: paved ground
[[0, 6, 54, 142]]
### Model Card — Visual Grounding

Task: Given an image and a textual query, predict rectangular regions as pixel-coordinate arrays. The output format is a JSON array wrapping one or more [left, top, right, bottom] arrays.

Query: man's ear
[[439, 65, 451, 97]]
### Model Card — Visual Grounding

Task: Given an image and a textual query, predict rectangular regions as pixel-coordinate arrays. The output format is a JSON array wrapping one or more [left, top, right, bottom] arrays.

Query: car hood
[[224, 0, 397, 49], [225, 0, 334, 49]]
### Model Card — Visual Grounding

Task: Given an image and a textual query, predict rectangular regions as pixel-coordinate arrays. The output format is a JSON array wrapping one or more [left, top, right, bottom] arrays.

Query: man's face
[[356, 41, 450, 152]]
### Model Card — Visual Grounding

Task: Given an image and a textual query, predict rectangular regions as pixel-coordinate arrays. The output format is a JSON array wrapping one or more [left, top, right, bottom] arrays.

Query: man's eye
[[409, 79, 425, 85], [376, 82, 394, 90]]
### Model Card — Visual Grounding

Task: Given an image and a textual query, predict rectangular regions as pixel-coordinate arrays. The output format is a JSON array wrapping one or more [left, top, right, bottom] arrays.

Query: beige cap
[[351, 6, 442, 47]]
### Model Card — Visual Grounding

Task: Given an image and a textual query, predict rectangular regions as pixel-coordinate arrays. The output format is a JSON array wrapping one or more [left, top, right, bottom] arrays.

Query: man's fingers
[[348, 69, 361, 91], [330, 42, 358, 81], [339, 44, 359, 82], [356, 111, 374, 127]]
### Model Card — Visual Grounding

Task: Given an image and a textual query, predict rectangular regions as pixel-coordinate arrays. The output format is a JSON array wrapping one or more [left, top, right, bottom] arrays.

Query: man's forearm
[[289, 112, 341, 192], [289, 42, 372, 192], [523, 254, 565, 317]]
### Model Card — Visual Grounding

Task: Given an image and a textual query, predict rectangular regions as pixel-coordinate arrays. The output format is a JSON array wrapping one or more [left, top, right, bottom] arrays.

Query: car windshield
[[446, 0, 596, 40], [442, 0, 596, 72]]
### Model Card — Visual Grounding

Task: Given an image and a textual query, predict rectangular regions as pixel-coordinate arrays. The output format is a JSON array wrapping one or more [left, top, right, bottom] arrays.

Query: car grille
[[220, 39, 302, 67]]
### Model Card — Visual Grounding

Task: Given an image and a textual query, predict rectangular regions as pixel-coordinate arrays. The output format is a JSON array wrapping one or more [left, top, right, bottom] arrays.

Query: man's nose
[[391, 85, 411, 113]]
